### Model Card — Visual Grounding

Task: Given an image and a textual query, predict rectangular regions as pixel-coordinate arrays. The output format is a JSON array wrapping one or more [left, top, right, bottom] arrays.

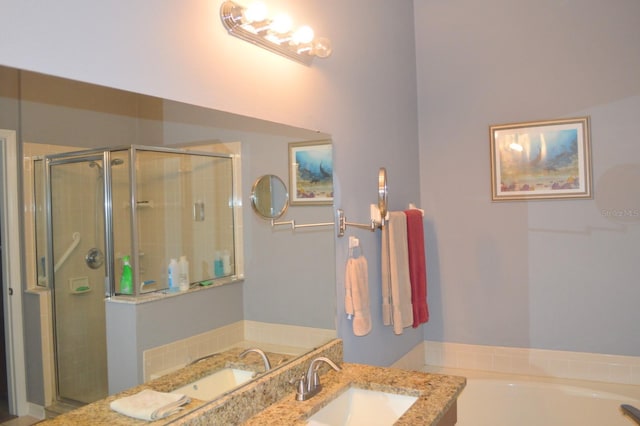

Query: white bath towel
[[381, 211, 414, 334], [110, 389, 190, 421], [345, 255, 371, 336]]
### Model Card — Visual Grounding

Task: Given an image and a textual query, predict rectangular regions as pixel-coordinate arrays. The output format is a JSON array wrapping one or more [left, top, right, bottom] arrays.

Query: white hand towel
[[345, 255, 371, 336], [381, 211, 413, 334], [110, 389, 190, 421]]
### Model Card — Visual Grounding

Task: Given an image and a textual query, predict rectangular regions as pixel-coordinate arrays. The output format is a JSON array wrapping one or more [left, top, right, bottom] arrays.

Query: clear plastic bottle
[[178, 255, 190, 291], [222, 250, 231, 275], [168, 258, 179, 292], [120, 255, 133, 295]]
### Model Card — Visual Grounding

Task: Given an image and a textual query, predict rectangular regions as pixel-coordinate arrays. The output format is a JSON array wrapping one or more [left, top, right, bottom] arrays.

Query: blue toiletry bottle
[[214, 251, 223, 277], [120, 255, 133, 295], [168, 258, 178, 292]]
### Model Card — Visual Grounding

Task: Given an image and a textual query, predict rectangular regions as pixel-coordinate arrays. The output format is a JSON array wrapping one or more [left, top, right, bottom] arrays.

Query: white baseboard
[[27, 403, 45, 420]]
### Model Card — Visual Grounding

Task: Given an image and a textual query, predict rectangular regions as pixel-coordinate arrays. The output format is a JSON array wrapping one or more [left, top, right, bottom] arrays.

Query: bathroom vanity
[[38, 340, 465, 425]]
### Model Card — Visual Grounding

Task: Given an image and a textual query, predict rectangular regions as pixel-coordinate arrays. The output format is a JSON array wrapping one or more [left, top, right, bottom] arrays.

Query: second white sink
[[172, 368, 255, 401], [306, 386, 418, 426]]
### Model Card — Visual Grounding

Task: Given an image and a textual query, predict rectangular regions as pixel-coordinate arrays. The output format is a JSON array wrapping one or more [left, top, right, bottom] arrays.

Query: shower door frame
[[44, 149, 116, 404]]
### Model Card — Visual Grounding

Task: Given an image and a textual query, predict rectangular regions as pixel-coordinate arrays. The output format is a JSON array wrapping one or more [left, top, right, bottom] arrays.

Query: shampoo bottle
[[214, 251, 223, 277], [178, 255, 190, 291], [120, 255, 133, 295], [168, 258, 178, 292]]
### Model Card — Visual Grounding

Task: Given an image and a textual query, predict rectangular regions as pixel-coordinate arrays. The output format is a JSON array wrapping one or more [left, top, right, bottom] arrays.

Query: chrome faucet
[[239, 348, 272, 372], [292, 356, 341, 401], [187, 352, 219, 366]]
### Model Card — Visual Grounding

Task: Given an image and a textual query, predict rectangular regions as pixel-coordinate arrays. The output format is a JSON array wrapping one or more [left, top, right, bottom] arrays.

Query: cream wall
[[415, 0, 640, 357], [0, 0, 422, 370]]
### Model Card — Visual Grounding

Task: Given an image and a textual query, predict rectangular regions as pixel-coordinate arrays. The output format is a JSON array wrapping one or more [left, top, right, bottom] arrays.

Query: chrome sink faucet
[[293, 356, 341, 401], [239, 348, 272, 372]]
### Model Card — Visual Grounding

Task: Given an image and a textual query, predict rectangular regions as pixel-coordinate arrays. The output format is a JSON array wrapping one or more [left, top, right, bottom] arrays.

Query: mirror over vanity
[[0, 64, 337, 410]]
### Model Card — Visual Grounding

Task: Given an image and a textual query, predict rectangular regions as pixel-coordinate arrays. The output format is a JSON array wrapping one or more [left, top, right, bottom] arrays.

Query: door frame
[[0, 129, 28, 416]]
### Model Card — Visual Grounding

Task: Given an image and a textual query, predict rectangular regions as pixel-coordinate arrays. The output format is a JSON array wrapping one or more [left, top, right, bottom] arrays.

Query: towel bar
[[271, 219, 334, 231]]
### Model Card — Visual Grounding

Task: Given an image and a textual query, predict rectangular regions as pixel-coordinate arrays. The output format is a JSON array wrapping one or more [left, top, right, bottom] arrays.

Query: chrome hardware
[[293, 356, 341, 401], [187, 352, 219, 366], [239, 348, 272, 372], [85, 247, 104, 269]]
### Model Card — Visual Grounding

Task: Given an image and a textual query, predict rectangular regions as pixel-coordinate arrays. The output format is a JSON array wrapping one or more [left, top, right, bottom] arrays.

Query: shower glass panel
[[43, 145, 238, 405], [125, 148, 236, 293], [33, 158, 47, 286], [48, 156, 109, 404]]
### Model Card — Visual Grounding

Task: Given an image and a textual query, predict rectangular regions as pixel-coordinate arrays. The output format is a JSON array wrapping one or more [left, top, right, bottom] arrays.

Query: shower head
[[88, 159, 124, 170]]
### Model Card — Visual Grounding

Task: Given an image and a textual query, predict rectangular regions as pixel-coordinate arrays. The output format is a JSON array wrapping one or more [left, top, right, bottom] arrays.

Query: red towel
[[404, 209, 429, 327]]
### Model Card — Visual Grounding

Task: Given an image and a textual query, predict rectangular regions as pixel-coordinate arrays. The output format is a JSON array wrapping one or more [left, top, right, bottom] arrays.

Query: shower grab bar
[[622, 405, 640, 425], [54, 232, 81, 273]]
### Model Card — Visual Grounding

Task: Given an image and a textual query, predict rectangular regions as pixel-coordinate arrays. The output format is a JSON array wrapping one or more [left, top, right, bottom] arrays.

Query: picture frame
[[289, 140, 333, 205], [489, 116, 592, 201]]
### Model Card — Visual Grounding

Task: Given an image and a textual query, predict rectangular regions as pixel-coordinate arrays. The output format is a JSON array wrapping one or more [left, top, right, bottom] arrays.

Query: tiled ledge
[[419, 341, 640, 385], [143, 321, 336, 381]]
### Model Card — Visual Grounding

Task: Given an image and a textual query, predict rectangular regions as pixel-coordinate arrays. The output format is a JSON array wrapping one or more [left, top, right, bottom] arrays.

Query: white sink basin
[[306, 387, 418, 426], [171, 368, 255, 401]]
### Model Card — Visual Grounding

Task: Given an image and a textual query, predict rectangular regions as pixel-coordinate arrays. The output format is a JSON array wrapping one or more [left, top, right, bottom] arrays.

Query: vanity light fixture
[[220, 0, 332, 65]]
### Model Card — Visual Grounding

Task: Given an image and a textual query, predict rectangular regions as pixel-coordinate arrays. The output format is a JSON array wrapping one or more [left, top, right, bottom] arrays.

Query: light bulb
[[292, 25, 314, 44], [312, 37, 332, 58], [243, 1, 268, 23], [271, 13, 292, 34]]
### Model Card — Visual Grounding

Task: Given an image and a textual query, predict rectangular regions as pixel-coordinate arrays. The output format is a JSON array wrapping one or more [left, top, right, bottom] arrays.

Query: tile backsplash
[[143, 321, 335, 381]]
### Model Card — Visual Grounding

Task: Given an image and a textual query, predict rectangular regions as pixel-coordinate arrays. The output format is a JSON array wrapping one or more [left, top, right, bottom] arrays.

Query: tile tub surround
[[144, 320, 336, 381], [242, 364, 465, 426], [424, 341, 640, 385]]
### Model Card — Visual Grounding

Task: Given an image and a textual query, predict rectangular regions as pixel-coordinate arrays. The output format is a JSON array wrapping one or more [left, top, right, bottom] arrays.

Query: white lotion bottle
[[222, 250, 231, 275], [178, 255, 190, 291]]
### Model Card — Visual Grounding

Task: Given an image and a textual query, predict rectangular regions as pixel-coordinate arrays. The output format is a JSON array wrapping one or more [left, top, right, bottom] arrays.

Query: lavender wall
[[415, 0, 640, 356], [0, 0, 422, 378]]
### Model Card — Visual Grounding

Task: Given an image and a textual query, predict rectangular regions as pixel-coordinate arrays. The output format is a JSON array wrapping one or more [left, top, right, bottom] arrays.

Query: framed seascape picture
[[289, 140, 333, 205], [489, 117, 592, 201]]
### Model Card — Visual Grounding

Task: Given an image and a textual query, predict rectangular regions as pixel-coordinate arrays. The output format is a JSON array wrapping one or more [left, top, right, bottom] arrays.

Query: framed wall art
[[289, 140, 333, 205], [489, 117, 592, 201]]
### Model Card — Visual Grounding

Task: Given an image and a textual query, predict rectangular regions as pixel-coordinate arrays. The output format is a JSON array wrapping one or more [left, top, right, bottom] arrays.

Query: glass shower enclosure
[[39, 145, 237, 404]]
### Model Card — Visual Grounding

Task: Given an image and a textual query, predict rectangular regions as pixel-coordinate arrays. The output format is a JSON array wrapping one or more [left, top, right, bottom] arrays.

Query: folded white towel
[[345, 255, 371, 336], [110, 389, 190, 421]]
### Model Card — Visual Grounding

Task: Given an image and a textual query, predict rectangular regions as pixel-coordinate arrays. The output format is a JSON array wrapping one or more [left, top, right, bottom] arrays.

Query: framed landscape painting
[[289, 140, 333, 205], [489, 117, 592, 201]]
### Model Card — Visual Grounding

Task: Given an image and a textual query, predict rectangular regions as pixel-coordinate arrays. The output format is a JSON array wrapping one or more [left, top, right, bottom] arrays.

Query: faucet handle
[[289, 374, 307, 401]]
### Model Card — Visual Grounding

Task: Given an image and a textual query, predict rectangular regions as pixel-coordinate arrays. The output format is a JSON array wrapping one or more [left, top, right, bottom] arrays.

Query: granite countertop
[[38, 347, 290, 425], [242, 363, 466, 425], [37, 339, 465, 426]]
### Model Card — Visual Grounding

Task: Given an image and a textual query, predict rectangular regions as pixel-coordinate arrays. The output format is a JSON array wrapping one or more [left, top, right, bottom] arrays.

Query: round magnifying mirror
[[378, 167, 388, 220], [250, 174, 289, 219]]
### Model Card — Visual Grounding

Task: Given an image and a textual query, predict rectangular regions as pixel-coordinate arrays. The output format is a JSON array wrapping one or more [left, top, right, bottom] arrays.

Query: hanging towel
[[405, 209, 429, 327], [381, 211, 414, 334], [110, 389, 190, 421], [345, 255, 372, 336]]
